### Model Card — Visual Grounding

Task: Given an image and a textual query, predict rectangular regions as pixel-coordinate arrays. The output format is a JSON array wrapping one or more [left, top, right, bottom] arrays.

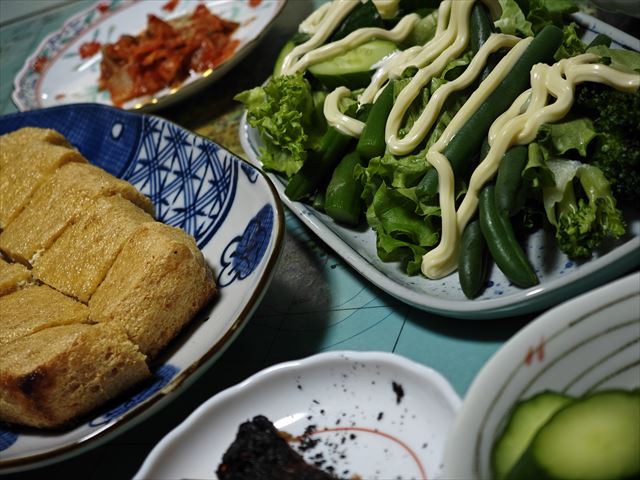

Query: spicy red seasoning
[[98, 4, 239, 106]]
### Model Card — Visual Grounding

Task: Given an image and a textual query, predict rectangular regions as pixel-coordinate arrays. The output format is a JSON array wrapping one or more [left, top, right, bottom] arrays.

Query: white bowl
[[442, 271, 640, 479], [135, 351, 461, 480]]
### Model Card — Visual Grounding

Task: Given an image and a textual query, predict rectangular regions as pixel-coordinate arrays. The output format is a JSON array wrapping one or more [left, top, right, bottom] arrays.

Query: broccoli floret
[[574, 83, 640, 204], [553, 163, 626, 259]]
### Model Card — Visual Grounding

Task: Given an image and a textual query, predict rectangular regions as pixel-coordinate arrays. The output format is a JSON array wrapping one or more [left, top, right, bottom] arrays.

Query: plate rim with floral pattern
[[11, 0, 287, 112], [239, 12, 640, 320], [0, 103, 285, 473], [134, 350, 462, 479]]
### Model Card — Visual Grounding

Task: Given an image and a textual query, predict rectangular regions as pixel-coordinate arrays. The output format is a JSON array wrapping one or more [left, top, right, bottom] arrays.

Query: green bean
[[356, 82, 395, 161], [495, 145, 528, 216], [479, 184, 538, 288], [285, 127, 353, 201], [324, 151, 364, 225], [458, 218, 490, 299], [417, 25, 563, 200]]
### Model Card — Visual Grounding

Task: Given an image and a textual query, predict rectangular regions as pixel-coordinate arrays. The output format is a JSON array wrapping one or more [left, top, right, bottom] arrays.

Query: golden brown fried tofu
[[0, 323, 150, 429], [90, 222, 216, 358], [0, 128, 71, 170], [32, 196, 154, 302], [0, 284, 90, 347], [0, 128, 87, 229], [0, 162, 154, 265], [0, 258, 32, 296]]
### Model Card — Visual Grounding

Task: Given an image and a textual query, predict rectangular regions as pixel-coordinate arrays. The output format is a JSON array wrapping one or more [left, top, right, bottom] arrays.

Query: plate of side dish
[[442, 271, 640, 479], [135, 351, 461, 480], [239, 9, 640, 320], [12, 0, 286, 112], [0, 103, 284, 473]]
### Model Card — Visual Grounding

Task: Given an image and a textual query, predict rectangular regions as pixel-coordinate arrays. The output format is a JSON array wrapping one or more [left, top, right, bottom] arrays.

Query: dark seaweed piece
[[216, 415, 338, 480]]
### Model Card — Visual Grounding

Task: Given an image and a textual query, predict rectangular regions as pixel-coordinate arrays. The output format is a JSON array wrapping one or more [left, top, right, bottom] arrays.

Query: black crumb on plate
[[392, 381, 404, 404]]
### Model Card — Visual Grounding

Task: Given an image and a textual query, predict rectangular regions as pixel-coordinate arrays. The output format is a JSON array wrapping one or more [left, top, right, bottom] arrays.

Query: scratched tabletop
[[0, 1, 635, 478]]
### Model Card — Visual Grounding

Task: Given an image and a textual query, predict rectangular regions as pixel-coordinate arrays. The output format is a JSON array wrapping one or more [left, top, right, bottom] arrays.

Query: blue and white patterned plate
[[0, 103, 284, 473], [12, 0, 286, 112], [239, 12, 640, 320]]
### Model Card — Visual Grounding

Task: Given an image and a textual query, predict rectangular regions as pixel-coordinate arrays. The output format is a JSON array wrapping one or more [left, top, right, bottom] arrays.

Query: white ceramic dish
[[442, 271, 640, 479], [239, 12, 640, 319], [135, 351, 461, 480], [0, 104, 284, 473], [12, 0, 286, 112]]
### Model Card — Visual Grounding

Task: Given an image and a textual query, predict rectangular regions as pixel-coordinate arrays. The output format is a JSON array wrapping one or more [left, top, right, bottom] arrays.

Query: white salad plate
[[12, 0, 286, 112], [239, 12, 640, 319], [442, 271, 640, 479], [0, 104, 284, 473], [135, 351, 461, 480]]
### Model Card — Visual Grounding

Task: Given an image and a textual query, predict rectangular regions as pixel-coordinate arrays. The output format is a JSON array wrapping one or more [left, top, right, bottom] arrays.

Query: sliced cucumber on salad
[[308, 39, 398, 90]]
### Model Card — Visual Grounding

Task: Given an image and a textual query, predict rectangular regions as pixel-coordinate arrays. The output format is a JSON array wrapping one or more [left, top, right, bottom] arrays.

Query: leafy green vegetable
[[554, 23, 586, 60], [573, 82, 640, 204], [523, 120, 626, 259], [401, 8, 439, 48], [543, 160, 625, 258], [587, 44, 640, 73], [494, 0, 534, 37], [525, 0, 578, 34], [536, 118, 598, 158], [366, 182, 439, 275], [234, 74, 321, 177], [356, 149, 441, 274]]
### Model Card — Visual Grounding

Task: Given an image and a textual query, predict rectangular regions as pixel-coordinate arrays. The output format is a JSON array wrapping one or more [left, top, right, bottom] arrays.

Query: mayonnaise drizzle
[[285, 13, 421, 76], [422, 53, 640, 279], [280, 0, 358, 76], [299, 1, 333, 35], [386, 24, 520, 155], [360, 0, 454, 107], [372, 0, 401, 19], [324, 86, 365, 137], [419, 36, 533, 279]]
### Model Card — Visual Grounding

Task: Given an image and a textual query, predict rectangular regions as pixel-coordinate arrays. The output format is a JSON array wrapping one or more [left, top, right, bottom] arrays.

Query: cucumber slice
[[507, 390, 640, 480], [308, 40, 397, 90], [492, 391, 573, 480]]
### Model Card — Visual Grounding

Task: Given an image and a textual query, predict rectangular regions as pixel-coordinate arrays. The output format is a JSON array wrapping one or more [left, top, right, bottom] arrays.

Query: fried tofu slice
[[0, 128, 71, 170], [0, 127, 87, 229], [0, 162, 154, 265], [90, 222, 216, 358], [0, 323, 150, 429], [0, 284, 90, 347], [32, 196, 154, 302], [0, 258, 33, 296]]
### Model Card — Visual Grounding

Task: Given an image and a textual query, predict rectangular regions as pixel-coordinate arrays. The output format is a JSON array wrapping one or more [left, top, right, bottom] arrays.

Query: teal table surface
[[0, 1, 633, 478]]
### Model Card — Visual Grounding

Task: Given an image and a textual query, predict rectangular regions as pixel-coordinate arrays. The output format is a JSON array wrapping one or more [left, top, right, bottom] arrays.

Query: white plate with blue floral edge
[[239, 12, 640, 320], [135, 351, 461, 480], [12, 0, 286, 112], [0, 103, 285, 474]]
